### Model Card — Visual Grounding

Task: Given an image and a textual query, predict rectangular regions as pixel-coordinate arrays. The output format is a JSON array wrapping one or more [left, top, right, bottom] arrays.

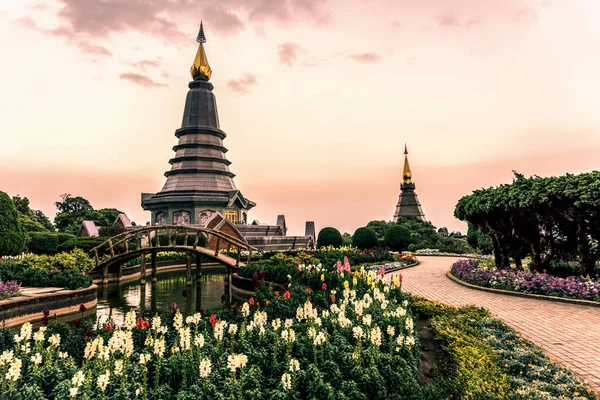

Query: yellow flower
[[343, 281, 349, 290], [352, 277, 358, 286], [320, 274, 325, 282]]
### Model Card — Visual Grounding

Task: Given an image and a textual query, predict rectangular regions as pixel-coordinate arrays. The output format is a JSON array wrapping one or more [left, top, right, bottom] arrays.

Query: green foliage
[[365, 220, 390, 239], [12, 195, 54, 232], [151, 234, 207, 247], [351, 227, 378, 249], [341, 232, 353, 247], [57, 237, 107, 253], [384, 225, 411, 251], [466, 224, 492, 254], [0, 249, 93, 289], [0, 191, 25, 256], [455, 171, 600, 273], [53, 193, 125, 235], [26, 232, 59, 254], [98, 223, 126, 237], [316, 227, 343, 249]]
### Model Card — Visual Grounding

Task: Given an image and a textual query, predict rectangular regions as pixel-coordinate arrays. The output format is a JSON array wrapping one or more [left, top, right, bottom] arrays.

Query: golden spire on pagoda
[[190, 21, 212, 81], [402, 143, 412, 184]]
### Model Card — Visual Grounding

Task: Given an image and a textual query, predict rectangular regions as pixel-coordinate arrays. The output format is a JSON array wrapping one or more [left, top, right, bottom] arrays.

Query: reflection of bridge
[[89, 225, 258, 288]]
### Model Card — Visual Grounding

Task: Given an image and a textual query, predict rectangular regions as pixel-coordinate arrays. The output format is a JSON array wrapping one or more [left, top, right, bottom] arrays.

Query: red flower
[[43, 309, 50, 317], [181, 289, 188, 298], [42, 315, 49, 326], [136, 318, 150, 330], [322, 283, 327, 291], [79, 304, 87, 313], [259, 271, 265, 281], [221, 293, 226, 303], [74, 318, 81, 328], [199, 308, 205, 315], [305, 288, 311, 294], [283, 291, 291, 300], [252, 274, 259, 288], [266, 300, 271, 306], [209, 315, 218, 328], [274, 291, 280, 297], [104, 324, 114, 333], [83, 329, 93, 341], [330, 294, 336, 303], [398, 273, 403, 282], [249, 297, 255, 306]]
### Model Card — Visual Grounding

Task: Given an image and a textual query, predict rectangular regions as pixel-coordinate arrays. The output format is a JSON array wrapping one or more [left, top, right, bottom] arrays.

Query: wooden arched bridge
[[89, 225, 258, 284]]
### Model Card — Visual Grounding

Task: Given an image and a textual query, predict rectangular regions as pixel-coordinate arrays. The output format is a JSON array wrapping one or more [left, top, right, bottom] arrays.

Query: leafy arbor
[[455, 171, 600, 274]]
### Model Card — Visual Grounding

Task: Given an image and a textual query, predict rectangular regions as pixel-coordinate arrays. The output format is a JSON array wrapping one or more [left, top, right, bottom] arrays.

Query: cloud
[[227, 74, 259, 93], [17, 16, 113, 57], [513, 7, 537, 25], [201, 3, 244, 36], [120, 73, 167, 88], [348, 52, 381, 64], [249, 0, 331, 26], [131, 59, 162, 71], [278, 42, 303, 66], [436, 10, 461, 28]]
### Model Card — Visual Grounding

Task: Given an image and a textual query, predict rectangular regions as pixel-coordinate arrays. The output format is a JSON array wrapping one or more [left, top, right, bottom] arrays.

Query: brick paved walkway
[[392, 256, 600, 392]]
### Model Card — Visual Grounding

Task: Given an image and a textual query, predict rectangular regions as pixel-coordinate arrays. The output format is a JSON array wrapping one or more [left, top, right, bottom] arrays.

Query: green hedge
[[0, 191, 25, 256], [352, 227, 378, 249], [316, 227, 343, 248], [26, 232, 76, 255], [151, 233, 207, 247], [58, 237, 108, 253]]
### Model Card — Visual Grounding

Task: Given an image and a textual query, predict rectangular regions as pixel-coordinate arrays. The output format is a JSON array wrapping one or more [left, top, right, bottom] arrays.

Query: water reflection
[[96, 271, 226, 326]]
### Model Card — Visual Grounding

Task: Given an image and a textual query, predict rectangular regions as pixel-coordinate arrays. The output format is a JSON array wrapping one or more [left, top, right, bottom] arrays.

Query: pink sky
[[1, 0, 599, 235]]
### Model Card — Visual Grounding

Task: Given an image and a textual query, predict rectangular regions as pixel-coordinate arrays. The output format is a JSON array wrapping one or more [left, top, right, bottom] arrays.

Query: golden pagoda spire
[[190, 21, 212, 81], [402, 143, 412, 184]]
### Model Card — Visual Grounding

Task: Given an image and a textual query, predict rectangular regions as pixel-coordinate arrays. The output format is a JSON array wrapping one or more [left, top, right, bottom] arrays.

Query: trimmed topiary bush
[[316, 227, 343, 249], [0, 191, 25, 256], [384, 225, 411, 251], [352, 227, 378, 249], [26, 232, 60, 254]]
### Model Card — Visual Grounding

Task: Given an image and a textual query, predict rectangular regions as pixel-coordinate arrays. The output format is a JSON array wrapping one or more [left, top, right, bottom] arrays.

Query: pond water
[[94, 271, 227, 326]]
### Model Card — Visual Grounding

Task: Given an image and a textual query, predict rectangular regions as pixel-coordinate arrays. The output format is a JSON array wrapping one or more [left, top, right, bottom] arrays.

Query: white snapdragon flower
[[307, 326, 317, 339], [0, 350, 14, 366], [31, 353, 42, 366], [48, 334, 61, 347], [58, 351, 68, 359], [370, 326, 382, 347], [72, 371, 85, 387], [280, 329, 296, 343], [179, 327, 191, 351], [352, 326, 364, 340], [226, 353, 248, 373], [284, 319, 293, 329], [153, 338, 165, 357], [124, 309, 136, 330], [405, 316, 414, 334], [6, 357, 22, 382], [289, 358, 300, 372], [186, 313, 201, 325], [241, 303, 250, 317], [228, 324, 238, 336], [362, 315, 372, 327], [281, 373, 292, 390], [173, 311, 183, 330], [194, 334, 205, 348], [33, 327, 46, 342], [151, 316, 162, 331], [405, 336, 415, 347], [271, 318, 281, 331], [199, 358, 212, 378], [139, 353, 151, 365], [313, 332, 326, 346], [386, 326, 395, 337], [114, 359, 124, 376], [69, 387, 78, 398], [97, 370, 110, 392]]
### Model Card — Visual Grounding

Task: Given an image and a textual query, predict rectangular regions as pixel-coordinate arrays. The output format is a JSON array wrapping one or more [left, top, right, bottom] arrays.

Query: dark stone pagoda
[[393, 145, 426, 222], [142, 22, 256, 226]]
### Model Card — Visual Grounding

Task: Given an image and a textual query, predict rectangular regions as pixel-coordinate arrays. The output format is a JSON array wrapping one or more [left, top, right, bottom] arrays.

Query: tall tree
[[0, 192, 25, 256]]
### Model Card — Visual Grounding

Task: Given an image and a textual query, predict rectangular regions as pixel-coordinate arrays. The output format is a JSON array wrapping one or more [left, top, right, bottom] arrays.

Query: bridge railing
[[88, 225, 258, 271]]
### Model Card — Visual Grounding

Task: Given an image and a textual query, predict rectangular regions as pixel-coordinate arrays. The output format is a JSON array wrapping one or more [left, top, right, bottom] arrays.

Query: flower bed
[[411, 297, 597, 399], [451, 259, 600, 301], [0, 281, 21, 300], [0, 249, 93, 290], [414, 249, 489, 259], [125, 251, 188, 267], [0, 259, 421, 399]]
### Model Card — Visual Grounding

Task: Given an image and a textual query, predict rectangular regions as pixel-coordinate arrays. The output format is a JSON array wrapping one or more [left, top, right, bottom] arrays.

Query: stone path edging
[[447, 271, 600, 308]]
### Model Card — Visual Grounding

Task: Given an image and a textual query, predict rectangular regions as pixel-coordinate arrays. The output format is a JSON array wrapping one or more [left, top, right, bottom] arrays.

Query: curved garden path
[[391, 256, 600, 392]]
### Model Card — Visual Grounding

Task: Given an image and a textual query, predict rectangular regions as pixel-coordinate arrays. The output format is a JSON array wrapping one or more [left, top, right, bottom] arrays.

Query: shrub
[[352, 227, 378, 249], [316, 227, 343, 249], [58, 237, 107, 253], [384, 225, 411, 251], [0, 191, 25, 256], [98, 224, 127, 237], [545, 261, 584, 278], [26, 232, 60, 254]]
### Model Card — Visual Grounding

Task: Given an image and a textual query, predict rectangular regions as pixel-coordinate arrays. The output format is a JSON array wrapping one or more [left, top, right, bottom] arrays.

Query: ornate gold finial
[[403, 144, 412, 184], [190, 21, 212, 81]]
